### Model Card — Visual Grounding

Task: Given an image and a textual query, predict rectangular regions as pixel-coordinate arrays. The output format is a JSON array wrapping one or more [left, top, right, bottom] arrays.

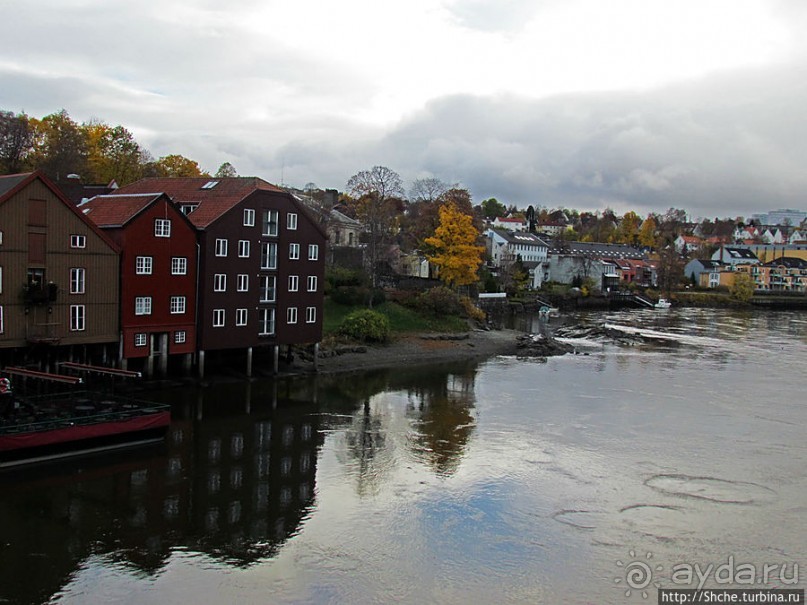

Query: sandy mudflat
[[311, 328, 522, 375]]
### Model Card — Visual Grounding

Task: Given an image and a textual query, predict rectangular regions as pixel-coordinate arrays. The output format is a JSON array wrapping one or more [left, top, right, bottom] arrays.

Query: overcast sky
[[2, 0, 806, 219]]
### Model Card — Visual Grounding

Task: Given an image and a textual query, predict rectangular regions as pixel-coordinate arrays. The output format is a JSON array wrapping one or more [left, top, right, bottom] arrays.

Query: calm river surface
[[1, 309, 805, 604]]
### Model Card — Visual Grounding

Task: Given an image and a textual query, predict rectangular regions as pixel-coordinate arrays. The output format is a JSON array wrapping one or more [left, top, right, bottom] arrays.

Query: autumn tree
[[409, 177, 448, 203], [730, 272, 755, 303], [615, 211, 642, 245], [425, 202, 484, 289], [84, 121, 143, 184], [29, 109, 88, 180], [0, 110, 34, 173], [154, 154, 207, 177], [346, 165, 405, 289], [638, 215, 658, 248]]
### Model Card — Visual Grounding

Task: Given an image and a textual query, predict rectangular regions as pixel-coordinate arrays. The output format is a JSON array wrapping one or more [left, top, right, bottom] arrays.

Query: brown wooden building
[[81, 193, 199, 376], [0, 171, 120, 366], [116, 177, 326, 376]]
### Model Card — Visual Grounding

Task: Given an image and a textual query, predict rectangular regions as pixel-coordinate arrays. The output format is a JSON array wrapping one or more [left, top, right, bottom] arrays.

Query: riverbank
[[309, 328, 522, 375]]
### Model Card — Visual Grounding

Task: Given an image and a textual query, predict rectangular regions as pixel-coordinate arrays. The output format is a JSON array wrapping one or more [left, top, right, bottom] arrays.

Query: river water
[[1, 309, 805, 604]]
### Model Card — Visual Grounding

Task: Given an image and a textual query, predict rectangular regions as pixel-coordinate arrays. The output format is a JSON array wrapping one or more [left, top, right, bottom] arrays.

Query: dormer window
[[201, 180, 219, 190], [180, 203, 199, 215]]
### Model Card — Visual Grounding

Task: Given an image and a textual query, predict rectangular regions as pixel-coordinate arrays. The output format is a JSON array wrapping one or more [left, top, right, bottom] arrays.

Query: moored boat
[[654, 298, 672, 309]]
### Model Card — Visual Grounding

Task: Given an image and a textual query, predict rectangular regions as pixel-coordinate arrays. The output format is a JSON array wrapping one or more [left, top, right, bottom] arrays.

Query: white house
[[485, 228, 549, 288]]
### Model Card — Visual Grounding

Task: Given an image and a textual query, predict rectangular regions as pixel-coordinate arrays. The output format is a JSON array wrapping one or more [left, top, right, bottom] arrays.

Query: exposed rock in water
[[516, 334, 575, 357], [553, 323, 680, 346]]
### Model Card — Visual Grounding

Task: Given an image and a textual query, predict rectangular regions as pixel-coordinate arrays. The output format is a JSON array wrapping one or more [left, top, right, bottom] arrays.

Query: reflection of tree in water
[[406, 368, 477, 477], [339, 397, 390, 497]]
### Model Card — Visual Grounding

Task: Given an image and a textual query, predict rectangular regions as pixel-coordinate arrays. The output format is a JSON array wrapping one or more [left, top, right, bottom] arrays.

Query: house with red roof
[[0, 171, 120, 364], [115, 177, 326, 377], [81, 193, 198, 376]]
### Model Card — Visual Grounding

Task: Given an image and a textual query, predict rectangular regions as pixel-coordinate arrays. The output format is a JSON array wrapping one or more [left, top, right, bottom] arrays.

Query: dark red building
[[115, 178, 326, 377], [81, 193, 198, 376]]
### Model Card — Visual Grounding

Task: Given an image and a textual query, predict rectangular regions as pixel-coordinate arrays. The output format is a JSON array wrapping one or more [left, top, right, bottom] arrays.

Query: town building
[[0, 171, 120, 365], [80, 193, 199, 376], [711, 246, 760, 266], [115, 177, 326, 377], [485, 228, 549, 289]]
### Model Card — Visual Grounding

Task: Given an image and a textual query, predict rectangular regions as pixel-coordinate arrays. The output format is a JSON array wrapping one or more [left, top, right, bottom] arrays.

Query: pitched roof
[[79, 194, 165, 227], [763, 256, 807, 269], [0, 173, 32, 199], [116, 177, 285, 228], [490, 228, 549, 247], [549, 239, 646, 259]]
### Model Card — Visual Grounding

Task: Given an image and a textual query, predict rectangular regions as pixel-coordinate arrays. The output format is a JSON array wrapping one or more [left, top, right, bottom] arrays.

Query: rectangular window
[[307, 275, 317, 292], [261, 243, 277, 270], [306, 306, 316, 324], [238, 240, 250, 258], [237, 274, 249, 292], [180, 204, 198, 215], [136, 256, 153, 275], [70, 305, 85, 331], [170, 296, 186, 314], [262, 210, 279, 236], [213, 274, 226, 292], [174, 330, 186, 344], [135, 333, 147, 347], [215, 239, 228, 257], [70, 268, 85, 294], [154, 218, 171, 238], [258, 308, 275, 336], [135, 296, 152, 315], [213, 309, 225, 327], [260, 275, 276, 302], [289, 243, 300, 260], [308, 244, 319, 261], [287, 213, 298, 230], [236, 308, 248, 326], [70, 234, 86, 248], [171, 257, 187, 275], [287, 307, 298, 324], [244, 208, 255, 226], [288, 275, 298, 292]]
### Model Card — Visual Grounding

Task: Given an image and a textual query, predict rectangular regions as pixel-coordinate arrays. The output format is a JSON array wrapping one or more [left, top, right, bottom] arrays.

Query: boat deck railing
[[0, 392, 170, 435]]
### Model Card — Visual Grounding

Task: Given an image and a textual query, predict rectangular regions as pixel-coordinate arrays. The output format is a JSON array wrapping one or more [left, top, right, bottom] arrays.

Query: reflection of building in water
[[0, 392, 322, 604]]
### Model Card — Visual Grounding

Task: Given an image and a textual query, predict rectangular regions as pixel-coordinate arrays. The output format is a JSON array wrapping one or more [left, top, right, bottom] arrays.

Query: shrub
[[338, 309, 390, 343], [460, 296, 486, 322], [416, 287, 464, 316]]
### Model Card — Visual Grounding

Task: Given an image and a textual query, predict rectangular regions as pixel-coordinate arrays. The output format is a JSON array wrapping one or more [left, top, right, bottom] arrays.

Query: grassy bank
[[323, 299, 469, 337]]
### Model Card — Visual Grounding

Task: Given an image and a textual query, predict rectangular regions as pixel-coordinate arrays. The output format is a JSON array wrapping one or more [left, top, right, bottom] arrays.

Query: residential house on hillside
[[674, 235, 702, 253], [712, 246, 760, 266], [684, 259, 727, 285], [485, 228, 549, 288], [546, 240, 653, 290], [116, 177, 327, 377], [0, 171, 120, 365], [81, 193, 198, 376], [491, 216, 527, 232], [535, 221, 567, 237]]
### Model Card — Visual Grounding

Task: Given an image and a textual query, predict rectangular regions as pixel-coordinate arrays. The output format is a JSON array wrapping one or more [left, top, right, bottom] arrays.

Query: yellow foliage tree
[[425, 202, 485, 289]]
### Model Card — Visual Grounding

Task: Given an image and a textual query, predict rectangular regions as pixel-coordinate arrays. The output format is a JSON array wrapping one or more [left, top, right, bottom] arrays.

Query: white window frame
[[258, 308, 275, 336], [134, 333, 148, 347], [260, 275, 276, 302], [175, 330, 186, 344], [213, 309, 225, 327], [308, 244, 319, 261], [70, 234, 86, 249], [288, 275, 299, 292], [213, 274, 226, 292], [237, 274, 249, 292], [170, 296, 186, 314], [215, 239, 228, 257], [154, 218, 171, 238], [70, 268, 85, 294], [136, 256, 153, 275], [236, 308, 248, 326], [289, 243, 300, 260], [307, 275, 317, 292], [261, 243, 277, 270], [306, 306, 316, 324], [70, 304, 86, 331], [244, 208, 255, 226], [262, 210, 279, 236], [238, 240, 250, 258], [135, 296, 152, 316], [171, 257, 187, 275], [0, 305, 3, 334], [287, 212, 298, 230], [287, 306, 298, 324]]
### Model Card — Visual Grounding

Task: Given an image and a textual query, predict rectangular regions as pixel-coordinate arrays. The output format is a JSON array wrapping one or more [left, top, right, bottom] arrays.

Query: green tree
[[425, 202, 484, 289], [215, 162, 238, 178], [480, 197, 506, 220], [84, 121, 143, 184]]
